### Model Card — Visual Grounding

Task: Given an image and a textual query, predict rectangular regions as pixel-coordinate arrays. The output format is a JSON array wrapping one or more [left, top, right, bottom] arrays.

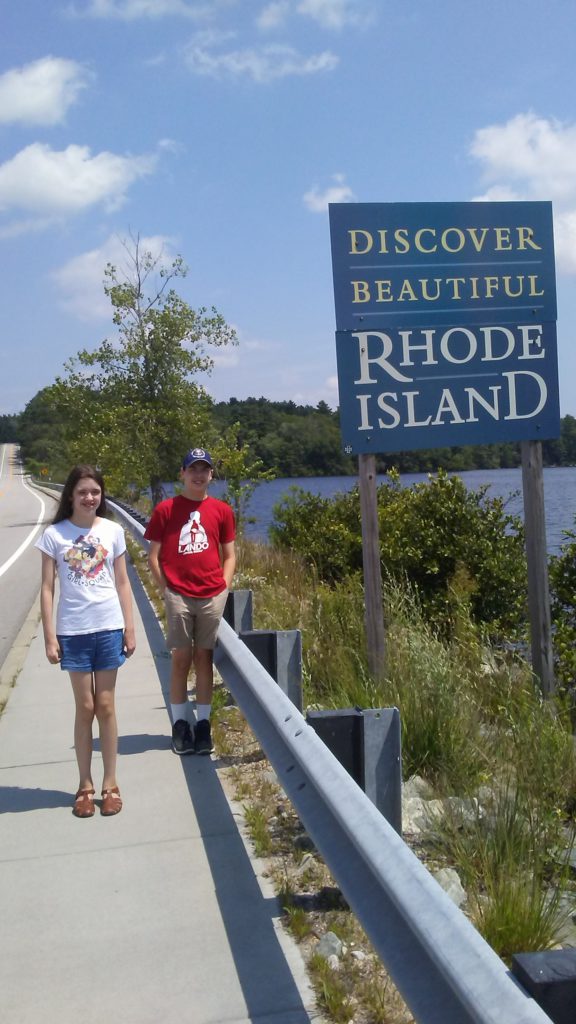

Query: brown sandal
[[101, 787, 122, 816], [73, 788, 95, 818]]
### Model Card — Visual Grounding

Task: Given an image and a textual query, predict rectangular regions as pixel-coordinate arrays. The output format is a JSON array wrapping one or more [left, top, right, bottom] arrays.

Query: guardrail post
[[223, 589, 254, 633], [306, 707, 402, 833], [363, 708, 402, 834], [512, 950, 576, 1024], [240, 629, 302, 712]]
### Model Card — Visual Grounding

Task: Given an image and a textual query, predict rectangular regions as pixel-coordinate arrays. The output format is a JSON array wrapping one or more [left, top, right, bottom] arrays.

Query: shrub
[[549, 527, 576, 695], [270, 469, 527, 639]]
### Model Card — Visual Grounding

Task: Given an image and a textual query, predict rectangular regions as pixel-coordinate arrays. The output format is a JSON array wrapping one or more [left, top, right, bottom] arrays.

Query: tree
[[211, 422, 275, 535], [0, 413, 20, 443], [17, 389, 69, 478], [50, 237, 236, 504]]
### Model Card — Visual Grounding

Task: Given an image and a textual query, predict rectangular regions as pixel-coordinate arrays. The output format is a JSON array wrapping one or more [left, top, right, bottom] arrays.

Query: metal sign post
[[521, 440, 555, 696], [358, 453, 386, 679]]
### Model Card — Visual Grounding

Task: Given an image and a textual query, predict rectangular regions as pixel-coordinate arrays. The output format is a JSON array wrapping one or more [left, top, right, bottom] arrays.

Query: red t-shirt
[[144, 494, 235, 598]]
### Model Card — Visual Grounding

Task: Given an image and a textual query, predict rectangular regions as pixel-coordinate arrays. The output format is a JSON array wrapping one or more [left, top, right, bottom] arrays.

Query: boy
[[144, 448, 236, 755]]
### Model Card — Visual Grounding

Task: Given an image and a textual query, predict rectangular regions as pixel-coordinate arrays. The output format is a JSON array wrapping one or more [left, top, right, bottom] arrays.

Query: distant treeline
[[212, 397, 576, 476], [4, 399, 576, 478]]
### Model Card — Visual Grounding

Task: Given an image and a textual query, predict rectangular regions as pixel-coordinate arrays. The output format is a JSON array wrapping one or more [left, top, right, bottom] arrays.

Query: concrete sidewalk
[[0, 565, 319, 1024]]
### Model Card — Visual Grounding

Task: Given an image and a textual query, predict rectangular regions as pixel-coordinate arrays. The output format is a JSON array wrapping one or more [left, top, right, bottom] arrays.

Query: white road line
[[0, 472, 46, 579], [0, 443, 7, 479]]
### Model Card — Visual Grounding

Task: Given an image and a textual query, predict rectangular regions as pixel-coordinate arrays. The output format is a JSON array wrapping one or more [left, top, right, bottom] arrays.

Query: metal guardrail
[[213, 619, 552, 1024], [33, 484, 554, 1023]]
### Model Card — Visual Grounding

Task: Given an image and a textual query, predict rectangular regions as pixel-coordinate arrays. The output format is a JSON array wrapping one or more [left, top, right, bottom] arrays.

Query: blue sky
[[1, 0, 576, 418]]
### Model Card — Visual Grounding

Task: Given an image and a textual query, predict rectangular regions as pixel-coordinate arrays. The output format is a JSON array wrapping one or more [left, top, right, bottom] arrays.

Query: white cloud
[[257, 2, 291, 31], [0, 143, 156, 216], [296, 0, 374, 30], [471, 185, 523, 203], [77, 0, 214, 19], [257, 0, 374, 33], [212, 330, 278, 369], [0, 57, 91, 126], [471, 113, 576, 205], [303, 173, 356, 212], [470, 112, 576, 275], [52, 233, 175, 320], [0, 216, 58, 240], [185, 41, 338, 81], [80, 0, 374, 29], [551, 211, 576, 276]]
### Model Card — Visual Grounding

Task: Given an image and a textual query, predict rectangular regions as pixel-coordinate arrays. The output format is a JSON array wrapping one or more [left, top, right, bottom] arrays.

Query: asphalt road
[[0, 444, 57, 672]]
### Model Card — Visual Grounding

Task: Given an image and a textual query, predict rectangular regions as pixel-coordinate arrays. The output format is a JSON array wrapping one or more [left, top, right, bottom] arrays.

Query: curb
[[0, 593, 41, 714]]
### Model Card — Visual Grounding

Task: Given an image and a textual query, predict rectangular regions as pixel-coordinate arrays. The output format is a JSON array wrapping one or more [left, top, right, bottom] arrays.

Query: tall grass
[[236, 537, 576, 954]]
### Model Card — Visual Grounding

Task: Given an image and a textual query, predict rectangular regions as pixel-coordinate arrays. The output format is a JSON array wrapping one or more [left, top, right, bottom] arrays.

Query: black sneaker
[[194, 719, 214, 756], [172, 719, 195, 755]]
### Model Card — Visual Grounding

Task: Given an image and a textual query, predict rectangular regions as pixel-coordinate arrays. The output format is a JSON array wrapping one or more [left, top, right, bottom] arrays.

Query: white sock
[[196, 704, 211, 722], [171, 702, 189, 724]]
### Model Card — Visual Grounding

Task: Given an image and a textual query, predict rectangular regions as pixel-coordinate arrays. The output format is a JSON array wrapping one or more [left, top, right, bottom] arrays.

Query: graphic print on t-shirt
[[178, 510, 209, 554], [63, 533, 108, 580]]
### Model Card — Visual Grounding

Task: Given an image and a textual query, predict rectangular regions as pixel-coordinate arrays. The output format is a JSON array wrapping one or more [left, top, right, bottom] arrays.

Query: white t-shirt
[[35, 517, 127, 636]]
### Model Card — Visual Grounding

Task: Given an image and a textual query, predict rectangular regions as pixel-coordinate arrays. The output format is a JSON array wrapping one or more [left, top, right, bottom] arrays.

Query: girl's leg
[[69, 671, 96, 790], [94, 669, 119, 791]]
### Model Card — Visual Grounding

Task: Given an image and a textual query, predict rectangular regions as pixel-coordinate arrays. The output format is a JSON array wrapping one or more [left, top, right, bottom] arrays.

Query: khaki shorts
[[164, 587, 229, 650]]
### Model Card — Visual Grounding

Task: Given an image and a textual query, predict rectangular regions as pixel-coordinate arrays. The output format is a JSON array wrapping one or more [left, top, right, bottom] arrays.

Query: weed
[[283, 904, 313, 943], [309, 954, 354, 1023], [243, 803, 273, 857]]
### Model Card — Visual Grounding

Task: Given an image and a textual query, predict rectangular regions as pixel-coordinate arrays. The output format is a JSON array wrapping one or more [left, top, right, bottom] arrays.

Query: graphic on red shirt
[[178, 510, 209, 553]]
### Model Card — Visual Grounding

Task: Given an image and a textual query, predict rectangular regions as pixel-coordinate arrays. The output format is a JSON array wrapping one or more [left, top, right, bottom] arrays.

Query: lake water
[[204, 467, 576, 555]]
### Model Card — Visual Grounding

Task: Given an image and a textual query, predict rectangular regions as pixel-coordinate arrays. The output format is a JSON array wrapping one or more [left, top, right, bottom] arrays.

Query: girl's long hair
[[52, 465, 108, 524]]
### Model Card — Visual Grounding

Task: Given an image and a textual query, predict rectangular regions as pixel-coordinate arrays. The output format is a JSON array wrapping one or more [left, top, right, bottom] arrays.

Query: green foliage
[[210, 421, 275, 534], [212, 396, 355, 477], [243, 804, 273, 856], [382, 582, 488, 791], [29, 236, 236, 500], [239, 538, 576, 960], [549, 527, 576, 694], [271, 469, 527, 639], [210, 400, 576, 477], [309, 954, 354, 1023], [270, 485, 362, 581], [438, 786, 574, 960], [17, 388, 70, 479], [0, 413, 19, 442]]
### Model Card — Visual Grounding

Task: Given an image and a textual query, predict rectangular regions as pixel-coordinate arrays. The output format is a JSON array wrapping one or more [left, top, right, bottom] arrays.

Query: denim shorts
[[58, 629, 126, 672]]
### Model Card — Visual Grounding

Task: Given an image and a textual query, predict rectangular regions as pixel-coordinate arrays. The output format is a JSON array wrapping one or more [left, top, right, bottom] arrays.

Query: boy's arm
[[148, 540, 168, 593], [221, 540, 236, 589]]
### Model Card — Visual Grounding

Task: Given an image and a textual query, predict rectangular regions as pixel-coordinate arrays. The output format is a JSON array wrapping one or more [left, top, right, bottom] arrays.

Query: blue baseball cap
[[182, 447, 213, 469]]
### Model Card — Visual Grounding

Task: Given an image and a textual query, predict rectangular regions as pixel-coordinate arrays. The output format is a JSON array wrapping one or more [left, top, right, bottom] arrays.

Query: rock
[[402, 796, 444, 834], [294, 852, 315, 876], [442, 796, 481, 827], [316, 931, 343, 959], [433, 867, 467, 908], [554, 895, 576, 948], [293, 831, 315, 852], [326, 954, 340, 971], [403, 775, 436, 801]]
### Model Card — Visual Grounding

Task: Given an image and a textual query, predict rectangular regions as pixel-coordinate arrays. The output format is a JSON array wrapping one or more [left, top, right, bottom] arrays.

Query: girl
[[36, 465, 136, 818]]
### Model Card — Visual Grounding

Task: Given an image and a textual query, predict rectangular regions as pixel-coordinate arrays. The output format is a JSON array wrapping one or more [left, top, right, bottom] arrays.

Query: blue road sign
[[329, 201, 560, 454]]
